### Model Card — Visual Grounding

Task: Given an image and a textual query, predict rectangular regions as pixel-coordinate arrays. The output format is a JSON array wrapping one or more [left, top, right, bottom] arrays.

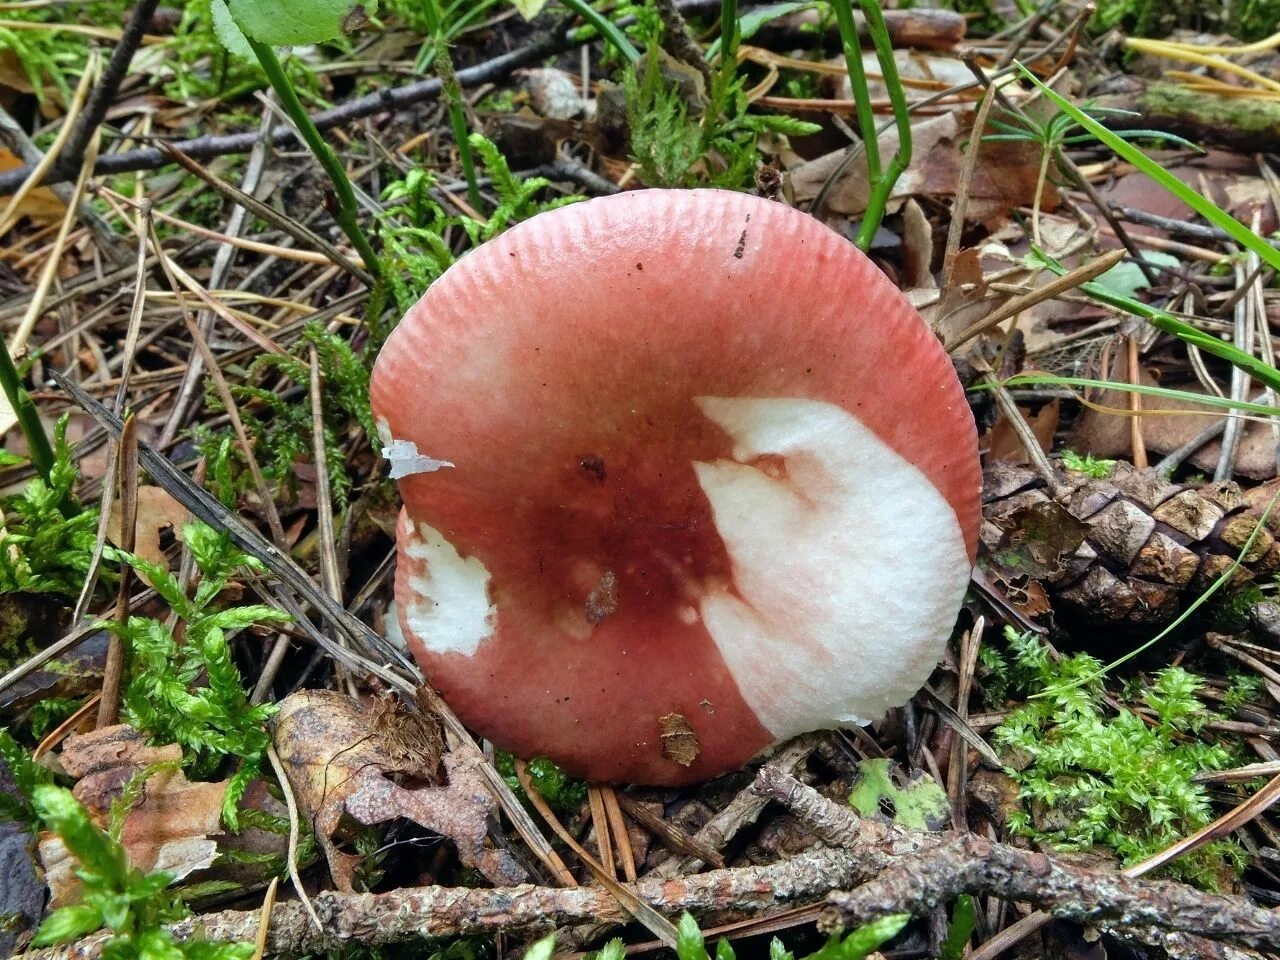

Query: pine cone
[[981, 461, 1280, 627]]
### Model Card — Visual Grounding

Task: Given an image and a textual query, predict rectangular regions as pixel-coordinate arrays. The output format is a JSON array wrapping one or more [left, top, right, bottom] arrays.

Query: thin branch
[[752, 768, 1280, 952], [0, 31, 575, 194], [58, 0, 160, 180]]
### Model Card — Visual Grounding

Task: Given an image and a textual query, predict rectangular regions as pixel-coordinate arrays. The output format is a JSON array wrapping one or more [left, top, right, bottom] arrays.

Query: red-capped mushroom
[[371, 188, 980, 786]]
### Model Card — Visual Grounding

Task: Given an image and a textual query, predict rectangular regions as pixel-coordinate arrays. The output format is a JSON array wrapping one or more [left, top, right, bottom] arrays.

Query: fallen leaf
[[849, 758, 949, 831], [1069, 364, 1280, 480], [0, 147, 64, 224], [791, 111, 1055, 226], [986, 400, 1059, 464], [272, 689, 525, 890], [42, 725, 227, 906], [107, 486, 188, 567], [658, 712, 700, 767]]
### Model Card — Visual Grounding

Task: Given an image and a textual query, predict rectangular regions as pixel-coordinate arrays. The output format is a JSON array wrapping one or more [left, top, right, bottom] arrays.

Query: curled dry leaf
[[42, 725, 226, 906], [271, 689, 526, 890]]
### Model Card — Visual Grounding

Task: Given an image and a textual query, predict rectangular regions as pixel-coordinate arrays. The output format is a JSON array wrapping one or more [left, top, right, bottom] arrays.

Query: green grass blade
[[1015, 63, 1280, 274], [990, 373, 1280, 418]]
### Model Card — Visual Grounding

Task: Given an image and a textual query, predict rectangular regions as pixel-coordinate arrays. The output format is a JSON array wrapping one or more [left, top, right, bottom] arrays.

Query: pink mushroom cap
[[371, 188, 980, 786]]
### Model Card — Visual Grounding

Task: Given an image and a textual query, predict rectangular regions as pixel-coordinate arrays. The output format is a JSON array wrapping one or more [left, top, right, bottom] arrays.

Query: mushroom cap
[[371, 188, 979, 785]]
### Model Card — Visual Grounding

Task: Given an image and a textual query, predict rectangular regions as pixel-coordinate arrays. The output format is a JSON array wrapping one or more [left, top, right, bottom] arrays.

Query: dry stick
[[57, 0, 159, 181], [20, 847, 871, 960], [96, 413, 137, 729], [160, 113, 280, 450], [0, 104, 126, 262], [970, 769, 1280, 960], [939, 75, 998, 297], [653, 0, 713, 84], [1246, 208, 1279, 477], [600, 787, 637, 882], [1152, 390, 1269, 474], [266, 744, 323, 932], [943, 248, 1126, 351], [945, 617, 983, 830], [650, 735, 819, 878], [613, 792, 726, 868], [587, 785, 616, 879], [73, 201, 152, 624], [515, 760, 681, 948], [308, 344, 355, 695], [1127, 334, 1148, 469], [162, 144, 371, 284], [0, 54, 96, 234], [143, 215, 288, 548], [1216, 255, 1254, 481], [50, 371, 568, 883], [753, 769, 1280, 952], [250, 877, 279, 960]]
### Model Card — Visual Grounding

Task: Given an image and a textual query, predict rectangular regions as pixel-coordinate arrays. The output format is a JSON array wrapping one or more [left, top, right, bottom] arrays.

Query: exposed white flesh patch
[[692, 396, 969, 739], [376, 417, 454, 479], [403, 520, 497, 656]]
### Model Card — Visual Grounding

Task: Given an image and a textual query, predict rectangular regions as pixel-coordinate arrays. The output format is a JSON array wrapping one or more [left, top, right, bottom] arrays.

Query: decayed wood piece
[[753, 768, 1280, 952], [983, 460, 1280, 625]]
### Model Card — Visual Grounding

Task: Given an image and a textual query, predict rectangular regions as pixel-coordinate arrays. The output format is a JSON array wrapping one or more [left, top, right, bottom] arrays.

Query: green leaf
[[522, 934, 556, 960], [818, 915, 910, 960], [940, 897, 976, 960], [676, 913, 711, 960], [225, 0, 377, 46], [32, 785, 131, 890], [705, 2, 815, 61], [32, 905, 104, 946], [210, 0, 253, 58], [594, 941, 626, 960], [848, 759, 948, 831], [511, 0, 549, 18]]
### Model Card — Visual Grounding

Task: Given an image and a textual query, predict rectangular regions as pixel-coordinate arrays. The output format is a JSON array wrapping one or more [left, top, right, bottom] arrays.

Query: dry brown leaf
[[40, 726, 227, 906], [272, 689, 525, 890], [986, 400, 1060, 464], [1069, 366, 1280, 480], [107, 485, 189, 567], [790, 112, 1055, 226], [0, 147, 64, 224]]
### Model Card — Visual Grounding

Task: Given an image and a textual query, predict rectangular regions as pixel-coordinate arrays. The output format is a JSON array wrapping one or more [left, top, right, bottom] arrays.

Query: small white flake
[[381, 438, 454, 479]]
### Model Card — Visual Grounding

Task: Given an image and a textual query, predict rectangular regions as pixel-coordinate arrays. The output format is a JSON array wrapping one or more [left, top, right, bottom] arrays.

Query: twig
[[754, 768, 1280, 951], [96, 412, 136, 729], [650, 735, 818, 877], [59, 0, 159, 178], [0, 33, 577, 194], [267, 744, 323, 931], [20, 848, 871, 960], [653, 0, 713, 84]]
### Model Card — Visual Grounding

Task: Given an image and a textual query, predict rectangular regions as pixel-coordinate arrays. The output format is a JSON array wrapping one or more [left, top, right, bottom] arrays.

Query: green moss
[[990, 628, 1243, 888]]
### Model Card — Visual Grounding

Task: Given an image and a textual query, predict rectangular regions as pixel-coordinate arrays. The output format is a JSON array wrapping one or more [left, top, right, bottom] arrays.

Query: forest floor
[[2, 1, 1280, 959]]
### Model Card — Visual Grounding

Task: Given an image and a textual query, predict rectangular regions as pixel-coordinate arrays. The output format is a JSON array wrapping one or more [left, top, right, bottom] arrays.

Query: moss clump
[[989, 628, 1244, 889]]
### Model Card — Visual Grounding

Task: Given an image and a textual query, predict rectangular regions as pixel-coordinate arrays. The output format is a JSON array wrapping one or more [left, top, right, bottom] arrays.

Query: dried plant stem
[[97, 413, 137, 729]]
